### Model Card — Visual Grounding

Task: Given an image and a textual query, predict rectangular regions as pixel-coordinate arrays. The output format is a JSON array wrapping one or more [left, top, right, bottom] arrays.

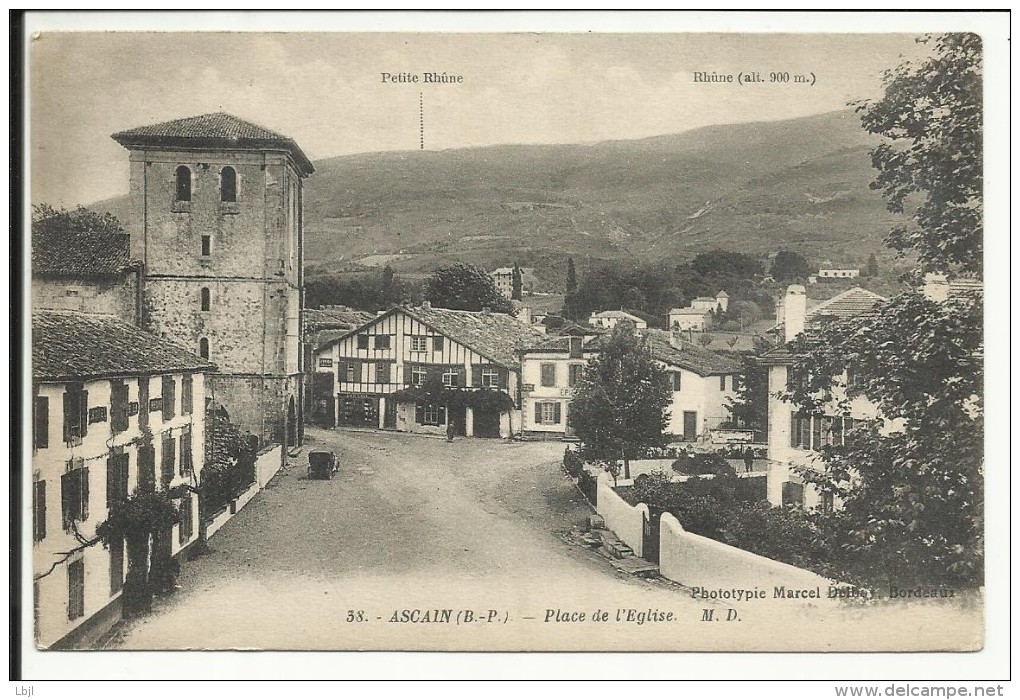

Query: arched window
[[199, 338, 209, 360], [200, 287, 210, 312], [175, 165, 191, 202], [220, 166, 236, 203]]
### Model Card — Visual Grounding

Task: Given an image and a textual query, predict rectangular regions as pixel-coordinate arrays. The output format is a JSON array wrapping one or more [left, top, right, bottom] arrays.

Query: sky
[[28, 29, 931, 207]]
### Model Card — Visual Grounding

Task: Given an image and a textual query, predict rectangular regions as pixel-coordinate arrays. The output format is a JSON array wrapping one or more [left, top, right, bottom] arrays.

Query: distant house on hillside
[[668, 290, 729, 332], [817, 267, 860, 280], [491, 267, 536, 299], [588, 309, 647, 330]]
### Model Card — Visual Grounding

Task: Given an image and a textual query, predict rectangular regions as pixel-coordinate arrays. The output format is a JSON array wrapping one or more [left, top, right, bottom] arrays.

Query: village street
[[106, 428, 714, 651]]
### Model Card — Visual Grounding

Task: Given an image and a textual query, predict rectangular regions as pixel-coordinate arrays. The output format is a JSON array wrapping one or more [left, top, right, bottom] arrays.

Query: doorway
[[683, 411, 698, 441]]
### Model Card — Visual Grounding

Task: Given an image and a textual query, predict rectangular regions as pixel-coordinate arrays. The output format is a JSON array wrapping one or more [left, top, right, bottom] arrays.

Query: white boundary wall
[[596, 473, 648, 557]]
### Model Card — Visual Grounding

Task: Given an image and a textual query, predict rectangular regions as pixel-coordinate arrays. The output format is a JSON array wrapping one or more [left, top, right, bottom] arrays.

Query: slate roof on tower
[[112, 112, 314, 176]]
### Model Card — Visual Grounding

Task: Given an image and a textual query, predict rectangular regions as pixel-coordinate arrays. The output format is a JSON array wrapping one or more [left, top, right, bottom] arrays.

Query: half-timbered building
[[314, 303, 545, 437]]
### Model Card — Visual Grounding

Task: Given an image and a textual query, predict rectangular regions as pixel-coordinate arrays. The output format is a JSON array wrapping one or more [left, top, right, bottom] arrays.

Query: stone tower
[[112, 113, 314, 446]]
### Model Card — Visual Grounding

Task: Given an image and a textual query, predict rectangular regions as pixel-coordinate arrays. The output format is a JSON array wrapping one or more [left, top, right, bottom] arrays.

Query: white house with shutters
[[313, 304, 545, 438], [518, 328, 741, 441], [32, 310, 212, 649]]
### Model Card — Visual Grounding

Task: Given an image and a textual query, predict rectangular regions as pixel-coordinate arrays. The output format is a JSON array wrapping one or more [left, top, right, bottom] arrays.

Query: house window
[[670, 371, 682, 392], [781, 481, 805, 508], [106, 452, 129, 507], [442, 368, 459, 387], [357, 334, 369, 350], [61, 462, 89, 531], [88, 407, 108, 424], [345, 363, 356, 383], [220, 166, 237, 203], [318, 358, 334, 368], [182, 374, 193, 415], [433, 336, 444, 352], [409, 336, 428, 353], [67, 559, 85, 621], [540, 363, 557, 387], [845, 367, 859, 390], [376, 362, 391, 384], [199, 338, 210, 359], [32, 480, 46, 542], [34, 395, 49, 449], [62, 383, 88, 444], [201, 235, 212, 257], [162, 376, 176, 421], [179, 493, 194, 544], [180, 426, 193, 476], [568, 364, 584, 388], [568, 336, 583, 359], [374, 335, 391, 350], [175, 165, 191, 202], [417, 403, 445, 426], [536, 401, 562, 425], [109, 535, 124, 595], [411, 367, 427, 386], [110, 381, 129, 433], [481, 367, 500, 388], [200, 287, 210, 311]]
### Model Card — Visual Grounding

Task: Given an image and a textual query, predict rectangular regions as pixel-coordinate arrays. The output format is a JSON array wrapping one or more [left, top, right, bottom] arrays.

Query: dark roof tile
[[33, 311, 215, 382]]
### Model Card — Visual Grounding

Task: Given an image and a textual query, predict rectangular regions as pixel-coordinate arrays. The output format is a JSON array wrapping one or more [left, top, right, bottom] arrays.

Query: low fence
[[658, 512, 832, 592], [256, 444, 284, 488], [596, 473, 648, 558]]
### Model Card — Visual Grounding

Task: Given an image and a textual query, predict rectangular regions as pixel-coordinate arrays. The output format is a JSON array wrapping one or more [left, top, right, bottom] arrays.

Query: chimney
[[422, 300, 431, 311], [783, 284, 807, 343]]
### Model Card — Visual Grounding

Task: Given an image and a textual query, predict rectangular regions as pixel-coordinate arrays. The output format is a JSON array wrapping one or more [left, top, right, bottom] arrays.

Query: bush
[[562, 448, 584, 478], [576, 469, 598, 506], [671, 452, 733, 476]]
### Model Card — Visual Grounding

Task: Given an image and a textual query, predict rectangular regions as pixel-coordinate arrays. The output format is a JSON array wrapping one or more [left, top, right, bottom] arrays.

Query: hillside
[[92, 109, 905, 288]]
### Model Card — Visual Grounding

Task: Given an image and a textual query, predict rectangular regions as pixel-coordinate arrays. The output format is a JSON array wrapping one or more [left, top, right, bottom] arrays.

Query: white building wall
[[32, 372, 206, 649]]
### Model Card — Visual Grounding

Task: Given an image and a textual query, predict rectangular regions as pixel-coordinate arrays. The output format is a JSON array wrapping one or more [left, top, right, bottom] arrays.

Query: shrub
[[562, 448, 584, 478], [671, 452, 733, 476]]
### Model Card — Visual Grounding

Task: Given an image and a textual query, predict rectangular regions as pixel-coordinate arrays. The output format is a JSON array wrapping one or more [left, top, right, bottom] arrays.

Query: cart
[[307, 450, 339, 480]]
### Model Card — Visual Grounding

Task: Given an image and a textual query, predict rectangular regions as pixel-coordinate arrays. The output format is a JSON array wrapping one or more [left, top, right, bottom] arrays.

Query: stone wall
[[32, 272, 139, 322]]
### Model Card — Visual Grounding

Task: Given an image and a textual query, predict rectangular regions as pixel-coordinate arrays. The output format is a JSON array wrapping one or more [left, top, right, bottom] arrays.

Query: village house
[[490, 266, 537, 299], [588, 309, 647, 330], [32, 310, 213, 649], [518, 327, 741, 441], [817, 267, 860, 279], [111, 112, 313, 448], [313, 303, 545, 437], [304, 305, 377, 426], [760, 285, 886, 509], [668, 290, 729, 332]]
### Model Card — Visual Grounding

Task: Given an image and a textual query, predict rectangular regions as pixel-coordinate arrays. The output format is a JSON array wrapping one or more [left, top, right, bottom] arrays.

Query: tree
[[690, 250, 764, 279], [511, 264, 523, 301], [424, 263, 513, 313], [865, 253, 879, 278], [726, 354, 769, 432], [566, 257, 578, 293], [854, 33, 982, 275], [96, 489, 180, 616], [771, 250, 811, 281], [382, 264, 395, 293], [568, 326, 672, 479], [785, 34, 984, 587], [32, 203, 125, 238]]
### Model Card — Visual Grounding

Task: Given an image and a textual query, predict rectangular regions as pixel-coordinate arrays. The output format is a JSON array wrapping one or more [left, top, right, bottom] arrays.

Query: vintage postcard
[[18, 10, 1009, 681]]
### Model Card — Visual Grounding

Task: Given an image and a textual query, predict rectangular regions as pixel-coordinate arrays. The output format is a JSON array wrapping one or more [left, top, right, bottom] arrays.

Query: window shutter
[[34, 481, 46, 541], [35, 396, 49, 449], [353, 361, 363, 382], [553, 403, 562, 425], [498, 368, 508, 389], [457, 367, 466, 387], [80, 390, 89, 438], [107, 456, 116, 508], [162, 377, 175, 421], [81, 467, 90, 522], [61, 469, 74, 530], [790, 412, 798, 448], [403, 363, 412, 384], [427, 365, 442, 384], [471, 366, 482, 387], [438, 405, 446, 425], [433, 336, 443, 352], [415, 403, 424, 424], [535, 403, 542, 424], [62, 391, 72, 443], [182, 375, 193, 415], [161, 434, 175, 487]]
